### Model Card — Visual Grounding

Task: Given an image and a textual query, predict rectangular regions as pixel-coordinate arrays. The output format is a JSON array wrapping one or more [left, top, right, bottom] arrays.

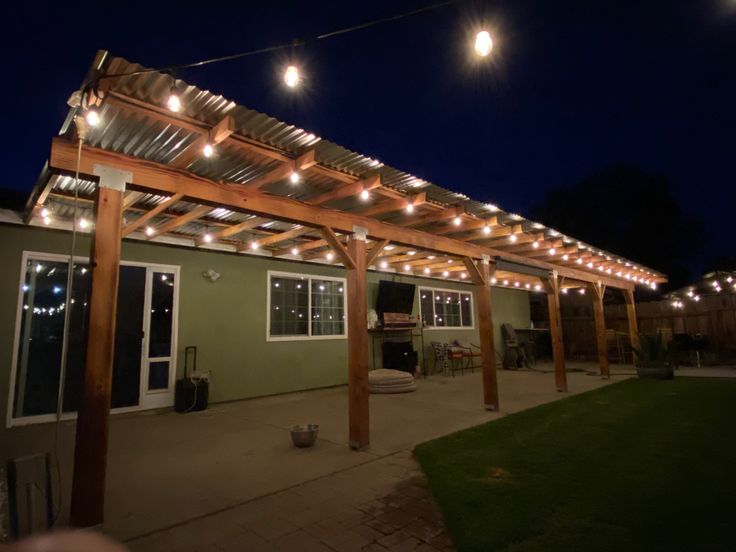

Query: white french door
[[139, 267, 179, 409]]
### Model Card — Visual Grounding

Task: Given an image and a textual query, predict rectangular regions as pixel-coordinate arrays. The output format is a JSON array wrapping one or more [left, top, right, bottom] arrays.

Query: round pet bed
[[368, 369, 417, 394]]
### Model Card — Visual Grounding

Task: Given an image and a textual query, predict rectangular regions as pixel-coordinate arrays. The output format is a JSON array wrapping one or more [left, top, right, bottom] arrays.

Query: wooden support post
[[622, 288, 639, 359], [544, 272, 568, 392], [346, 228, 369, 450], [70, 166, 127, 527], [590, 282, 610, 378], [464, 256, 499, 410]]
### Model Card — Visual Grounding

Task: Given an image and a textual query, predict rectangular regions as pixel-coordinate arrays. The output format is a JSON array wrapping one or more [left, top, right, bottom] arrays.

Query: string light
[[514, 281, 520, 287], [40, 208, 49, 218], [578, 288, 586, 295], [509, 234, 518, 243], [327, 252, 335, 261], [532, 241, 540, 249], [291, 247, 299, 256], [203, 233, 213, 243], [490, 277, 497, 284], [452, 216, 462, 226], [561, 288, 569, 294], [502, 280, 509, 286], [548, 248, 556, 255], [203, 143, 214, 158], [404, 264, 411, 272], [405, 203, 415, 214], [250, 241, 259, 250], [442, 271, 449, 277], [284, 65, 300, 88], [483, 225, 492, 235], [145, 226, 155, 237], [562, 254, 569, 261], [407, 250, 417, 256], [78, 218, 89, 229], [474, 31, 493, 57], [460, 272, 467, 279], [424, 267, 430, 274], [360, 189, 370, 201], [290, 171, 300, 184], [85, 109, 100, 127], [43, 216, 51, 225], [167, 90, 181, 113]]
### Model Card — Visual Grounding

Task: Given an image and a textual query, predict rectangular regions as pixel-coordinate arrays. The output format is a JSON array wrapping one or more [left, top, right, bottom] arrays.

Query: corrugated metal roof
[[40, 52, 664, 282]]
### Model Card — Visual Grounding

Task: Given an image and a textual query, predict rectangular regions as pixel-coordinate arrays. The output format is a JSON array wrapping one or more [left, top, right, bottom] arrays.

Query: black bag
[[174, 346, 209, 413]]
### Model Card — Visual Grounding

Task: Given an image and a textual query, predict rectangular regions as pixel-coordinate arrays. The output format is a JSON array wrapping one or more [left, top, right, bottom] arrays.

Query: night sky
[[3, 0, 734, 266]]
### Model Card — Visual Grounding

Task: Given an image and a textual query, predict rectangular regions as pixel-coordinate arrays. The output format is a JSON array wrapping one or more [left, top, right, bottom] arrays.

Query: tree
[[530, 165, 705, 292]]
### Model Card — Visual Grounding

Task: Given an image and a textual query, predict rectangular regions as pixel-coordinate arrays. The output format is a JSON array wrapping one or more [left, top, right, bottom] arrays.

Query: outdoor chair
[[500, 323, 531, 370], [453, 339, 481, 372], [430, 341, 465, 377]]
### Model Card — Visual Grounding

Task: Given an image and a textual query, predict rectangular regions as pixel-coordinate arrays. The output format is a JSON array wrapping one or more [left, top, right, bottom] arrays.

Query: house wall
[[0, 223, 530, 433]]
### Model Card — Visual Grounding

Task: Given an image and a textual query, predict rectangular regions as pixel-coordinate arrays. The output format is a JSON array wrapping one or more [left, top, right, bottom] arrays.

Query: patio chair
[[453, 339, 481, 372], [500, 323, 530, 370], [430, 341, 464, 377]]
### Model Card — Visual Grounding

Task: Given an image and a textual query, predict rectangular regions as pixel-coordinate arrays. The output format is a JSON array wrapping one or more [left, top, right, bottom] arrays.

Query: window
[[268, 271, 346, 340], [419, 287, 474, 329]]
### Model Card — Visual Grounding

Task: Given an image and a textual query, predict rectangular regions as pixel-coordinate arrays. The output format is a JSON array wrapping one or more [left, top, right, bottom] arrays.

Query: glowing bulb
[[562, 254, 569, 261], [78, 218, 89, 229], [548, 248, 556, 255], [145, 227, 155, 237], [460, 273, 467, 279], [474, 30, 493, 57], [514, 281, 520, 287], [490, 277, 497, 284], [43, 216, 51, 225], [587, 262, 594, 269], [360, 189, 370, 201], [579, 288, 586, 295], [203, 233, 213, 243], [561, 288, 568, 294], [534, 284, 541, 291], [424, 267, 430, 274], [203, 143, 214, 158], [503, 280, 509, 286], [167, 93, 181, 113], [404, 264, 411, 272], [442, 271, 449, 277], [326, 252, 335, 261], [290, 171, 300, 184], [249, 241, 260, 250], [525, 283, 531, 289], [509, 234, 518, 243], [291, 247, 299, 256], [576, 258, 583, 264], [452, 216, 462, 226], [532, 241, 540, 249], [483, 225, 491, 235], [85, 109, 100, 127], [284, 65, 300, 88], [406, 203, 415, 213], [40, 208, 49, 218], [380, 260, 388, 269]]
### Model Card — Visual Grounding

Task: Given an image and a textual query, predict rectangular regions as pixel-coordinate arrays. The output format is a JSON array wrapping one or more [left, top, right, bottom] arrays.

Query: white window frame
[[6, 251, 180, 428], [266, 270, 348, 342], [419, 286, 475, 330]]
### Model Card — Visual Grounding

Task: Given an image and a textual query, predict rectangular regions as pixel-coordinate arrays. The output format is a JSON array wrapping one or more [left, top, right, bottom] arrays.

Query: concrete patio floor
[[5, 363, 635, 548]]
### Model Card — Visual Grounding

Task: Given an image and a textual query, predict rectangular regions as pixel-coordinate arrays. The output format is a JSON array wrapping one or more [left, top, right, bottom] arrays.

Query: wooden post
[[590, 282, 610, 378], [622, 288, 639, 359], [346, 228, 369, 450], [544, 272, 567, 392], [70, 166, 127, 527], [464, 256, 499, 410]]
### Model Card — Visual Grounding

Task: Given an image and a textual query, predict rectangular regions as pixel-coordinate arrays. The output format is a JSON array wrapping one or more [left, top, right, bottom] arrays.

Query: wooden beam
[[122, 191, 144, 211], [308, 175, 381, 206], [398, 205, 464, 227], [543, 272, 568, 392], [48, 138, 645, 289], [151, 204, 211, 237], [253, 226, 311, 248], [209, 216, 267, 241], [462, 257, 486, 286], [121, 193, 183, 237], [590, 282, 610, 378], [347, 234, 369, 449], [241, 149, 317, 191], [475, 260, 499, 410], [320, 227, 356, 269], [622, 288, 640, 355], [358, 192, 427, 218], [70, 183, 124, 527], [366, 239, 390, 267]]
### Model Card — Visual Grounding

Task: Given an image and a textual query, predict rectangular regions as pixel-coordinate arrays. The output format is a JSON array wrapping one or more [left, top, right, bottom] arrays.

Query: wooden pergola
[[27, 52, 666, 526]]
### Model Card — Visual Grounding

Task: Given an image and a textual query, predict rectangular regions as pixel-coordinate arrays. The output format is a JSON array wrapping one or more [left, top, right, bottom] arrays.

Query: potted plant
[[632, 333, 674, 380]]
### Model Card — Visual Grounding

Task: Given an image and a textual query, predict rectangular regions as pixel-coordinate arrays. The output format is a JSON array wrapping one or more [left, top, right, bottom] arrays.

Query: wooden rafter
[[122, 193, 183, 237], [366, 239, 390, 266], [241, 149, 317, 191], [308, 175, 382, 206], [320, 227, 356, 269], [151, 204, 212, 238], [171, 115, 236, 169]]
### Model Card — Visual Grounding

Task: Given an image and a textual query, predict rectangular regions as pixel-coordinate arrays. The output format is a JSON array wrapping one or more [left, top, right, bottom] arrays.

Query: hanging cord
[[50, 135, 83, 526], [96, 0, 461, 81]]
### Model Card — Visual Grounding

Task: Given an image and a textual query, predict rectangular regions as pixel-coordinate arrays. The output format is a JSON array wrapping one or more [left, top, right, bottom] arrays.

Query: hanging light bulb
[[532, 241, 540, 249], [474, 31, 493, 57], [202, 233, 213, 243], [145, 226, 155, 237], [562, 254, 569, 261], [85, 109, 100, 127], [203, 144, 214, 158], [360, 189, 370, 201], [509, 234, 518, 243], [40, 208, 49, 218], [548, 248, 556, 255], [483, 225, 492, 235], [380, 260, 388, 269], [452, 216, 462, 226], [406, 203, 415, 214], [291, 247, 299, 256], [78, 218, 89, 229], [442, 271, 449, 277], [290, 171, 300, 184], [490, 277, 497, 284], [43, 216, 52, 225], [460, 272, 467, 279], [404, 264, 411, 272], [251, 241, 259, 250], [284, 65, 300, 88], [424, 267, 431, 274], [326, 252, 335, 261], [167, 91, 181, 112]]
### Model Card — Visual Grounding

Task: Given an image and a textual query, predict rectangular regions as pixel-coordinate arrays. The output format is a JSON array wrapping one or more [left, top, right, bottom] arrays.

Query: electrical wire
[[50, 136, 83, 526], [96, 0, 462, 81]]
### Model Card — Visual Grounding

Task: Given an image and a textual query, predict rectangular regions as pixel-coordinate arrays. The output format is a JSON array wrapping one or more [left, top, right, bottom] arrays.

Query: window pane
[[311, 279, 345, 336], [270, 276, 308, 336], [149, 272, 174, 357], [419, 289, 434, 327], [434, 291, 461, 327], [460, 293, 473, 327], [148, 361, 170, 391]]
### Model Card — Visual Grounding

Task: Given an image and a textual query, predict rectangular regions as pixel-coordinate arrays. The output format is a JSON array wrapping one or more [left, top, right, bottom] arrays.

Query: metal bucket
[[290, 424, 319, 448]]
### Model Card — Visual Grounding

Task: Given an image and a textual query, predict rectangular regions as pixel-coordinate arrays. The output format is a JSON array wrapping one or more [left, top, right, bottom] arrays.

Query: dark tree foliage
[[530, 165, 705, 291]]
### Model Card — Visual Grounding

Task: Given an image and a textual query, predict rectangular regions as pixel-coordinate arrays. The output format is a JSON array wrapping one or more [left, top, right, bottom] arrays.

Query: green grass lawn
[[415, 378, 736, 552]]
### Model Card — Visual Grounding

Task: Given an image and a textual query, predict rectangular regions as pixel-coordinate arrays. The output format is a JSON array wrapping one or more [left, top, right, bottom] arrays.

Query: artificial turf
[[414, 377, 736, 552]]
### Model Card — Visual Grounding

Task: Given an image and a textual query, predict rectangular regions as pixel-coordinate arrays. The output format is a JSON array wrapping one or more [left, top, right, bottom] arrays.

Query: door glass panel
[[111, 266, 145, 408], [148, 361, 170, 390], [149, 273, 175, 358]]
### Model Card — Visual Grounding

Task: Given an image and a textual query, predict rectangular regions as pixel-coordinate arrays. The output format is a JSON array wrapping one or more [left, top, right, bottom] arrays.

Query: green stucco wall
[[0, 223, 530, 429]]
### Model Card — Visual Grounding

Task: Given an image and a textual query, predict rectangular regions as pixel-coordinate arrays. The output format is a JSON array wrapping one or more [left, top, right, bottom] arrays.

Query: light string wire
[[95, 0, 462, 82]]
